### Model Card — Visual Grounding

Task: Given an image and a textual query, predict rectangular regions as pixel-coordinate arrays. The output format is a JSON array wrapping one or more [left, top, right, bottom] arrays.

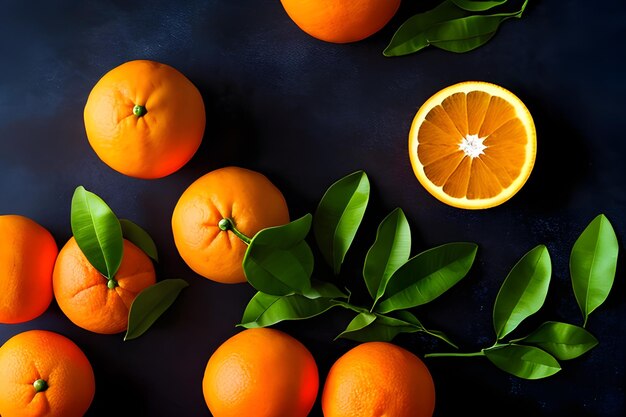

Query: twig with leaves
[[234, 170, 619, 380]]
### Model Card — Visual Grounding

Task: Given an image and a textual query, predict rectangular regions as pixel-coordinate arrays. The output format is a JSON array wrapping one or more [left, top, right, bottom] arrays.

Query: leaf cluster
[[238, 171, 620, 380], [240, 171, 477, 348], [426, 214, 619, 379], [384, 0, 529, 56]]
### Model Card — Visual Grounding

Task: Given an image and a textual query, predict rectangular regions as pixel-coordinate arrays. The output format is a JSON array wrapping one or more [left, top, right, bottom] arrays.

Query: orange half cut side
[[408, 81, 537, 209]]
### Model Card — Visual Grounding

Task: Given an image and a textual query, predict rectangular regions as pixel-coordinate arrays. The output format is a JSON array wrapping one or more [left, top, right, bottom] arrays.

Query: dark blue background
[[1, 1, 624, 416]]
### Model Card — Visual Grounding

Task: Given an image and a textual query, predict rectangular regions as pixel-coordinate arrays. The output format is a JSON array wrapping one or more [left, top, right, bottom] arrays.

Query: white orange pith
[[408, 81, 537, 209]]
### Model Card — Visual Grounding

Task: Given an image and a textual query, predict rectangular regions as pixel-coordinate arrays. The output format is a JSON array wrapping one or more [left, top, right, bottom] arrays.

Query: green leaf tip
[[124, 279, 189, 341], [313, 170, 370, 275], [120, 219, 159, 261]]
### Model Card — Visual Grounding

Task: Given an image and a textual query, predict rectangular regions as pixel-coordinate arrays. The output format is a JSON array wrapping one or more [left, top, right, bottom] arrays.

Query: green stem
[[421, 328, 459, 350], [107, 278, 118, 289], [218, 218, 252, 245], [424, 350, 485, 358], [33, 378, 48, 392], [332, 300, 369, 314], [133, 104, 147, 117]]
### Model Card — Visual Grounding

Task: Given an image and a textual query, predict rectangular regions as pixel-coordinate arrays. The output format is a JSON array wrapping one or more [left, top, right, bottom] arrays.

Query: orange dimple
[[53, 237, 156, 334], [172, 166, 290, 284]]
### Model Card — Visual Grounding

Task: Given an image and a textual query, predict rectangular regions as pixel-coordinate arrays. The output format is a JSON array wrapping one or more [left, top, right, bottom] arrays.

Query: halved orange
[[408, 81, 536, 209]]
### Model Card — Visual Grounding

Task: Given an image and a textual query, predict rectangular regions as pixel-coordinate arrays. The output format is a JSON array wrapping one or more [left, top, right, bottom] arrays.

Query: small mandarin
[[203, 328, 319, 417], [322, 341, 435, 417], [83, 59, 205, 179], [53, 237, 156, 334], [171, 166, 290, 284], [0, 214, 58, 324], [0, 329, 95, 417]]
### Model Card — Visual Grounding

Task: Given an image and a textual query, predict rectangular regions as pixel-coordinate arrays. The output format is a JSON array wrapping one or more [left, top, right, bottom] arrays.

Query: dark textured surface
[[1, 1, 625, 416]]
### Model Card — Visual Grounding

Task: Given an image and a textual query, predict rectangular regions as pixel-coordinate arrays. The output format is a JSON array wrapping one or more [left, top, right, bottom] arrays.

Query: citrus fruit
[[322, 341, 435, 417], [0, 329, 95, 417], [0, 214, 58, 324], [280, 0, 401, 44], [408, 81, 537, 209], [203, 328, 319, 417], [171, 166, 290, 284], [53, 237, 156, 334], [83, 59, 206, 179]]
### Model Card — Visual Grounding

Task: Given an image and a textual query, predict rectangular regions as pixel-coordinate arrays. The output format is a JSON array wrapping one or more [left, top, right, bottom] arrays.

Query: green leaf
[[493, 245, 552, 340], [239, 291, 338, 328], [301, 280, 348, 299], [335, 312, 377, 339], [313, 171, 370, 275], [484, 344, 561, 380], [395, 310, 458, 348], [335, 310, 457, 347], [384, 0, 528, 56], [570, 214, 619, 326], [430, 31, 497, 53], [119, 219, 158, 262], [71, 186, 123, 279], [243, 214, 314, 296], [450, 0, 508, 12], [515, 321, 599, 361], [375, 242, 478, 314], [363, 208, 411, 303], [427, 11, 524, 53], [124, 279, 188, 341], [384, 1, 471, 56], [336, 312, 421, 343]]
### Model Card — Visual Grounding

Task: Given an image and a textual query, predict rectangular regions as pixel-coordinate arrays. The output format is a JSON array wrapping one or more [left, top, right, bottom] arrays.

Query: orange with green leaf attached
[[0, 329, 95, 417], [83, 59, 205, 179], [53, 237, 156, 334], [171, 166, 290, 284]]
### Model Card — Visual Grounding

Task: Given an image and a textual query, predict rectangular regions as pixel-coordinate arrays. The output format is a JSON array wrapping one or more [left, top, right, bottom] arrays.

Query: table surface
[[1, 1, 625, 416]]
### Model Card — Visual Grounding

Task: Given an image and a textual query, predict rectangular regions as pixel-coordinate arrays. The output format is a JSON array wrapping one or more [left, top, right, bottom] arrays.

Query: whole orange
[[171, 166, 290, 284], [53, 237, 156, 334], [83, 59, 206, 179], [203, 328, 319, 417], [322, 341, 435, 417], [0, 215, 58, 324], [280, 0, 401, 43], [0, 329, 95, 417]]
